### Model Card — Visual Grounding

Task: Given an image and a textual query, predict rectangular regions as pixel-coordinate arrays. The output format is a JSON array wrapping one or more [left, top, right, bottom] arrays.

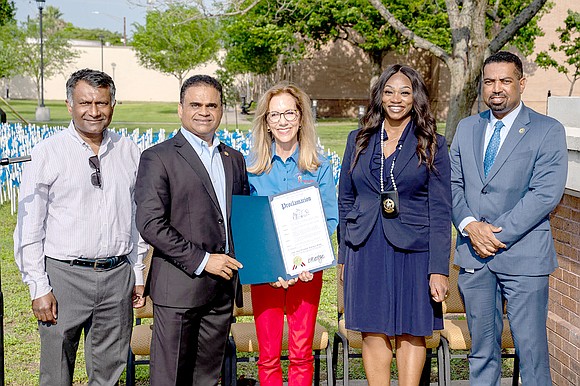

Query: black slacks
[[150, 290, 234, 386]]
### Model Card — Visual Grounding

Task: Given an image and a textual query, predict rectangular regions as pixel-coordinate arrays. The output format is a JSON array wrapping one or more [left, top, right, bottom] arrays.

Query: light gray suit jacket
[[450, 104, 568, 275]]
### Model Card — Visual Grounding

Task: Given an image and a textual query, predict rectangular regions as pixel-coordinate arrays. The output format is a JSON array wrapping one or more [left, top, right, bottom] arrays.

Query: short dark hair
[[483, 51, 524, 79], [180, 75, 223, 105], [66, 68, 116, 105]]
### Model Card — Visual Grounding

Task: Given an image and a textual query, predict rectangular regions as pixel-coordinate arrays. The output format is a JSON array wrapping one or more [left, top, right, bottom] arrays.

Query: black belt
[[48, 255, 128, 270]]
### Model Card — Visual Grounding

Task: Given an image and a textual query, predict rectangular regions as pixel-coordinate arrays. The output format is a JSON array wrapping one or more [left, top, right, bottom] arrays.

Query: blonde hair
[[247, 82, 321, 175]]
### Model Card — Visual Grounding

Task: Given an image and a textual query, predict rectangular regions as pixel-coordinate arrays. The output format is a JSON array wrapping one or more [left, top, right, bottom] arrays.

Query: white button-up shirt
[[180, 128, 228, 274], [14, 122, 146, 299]]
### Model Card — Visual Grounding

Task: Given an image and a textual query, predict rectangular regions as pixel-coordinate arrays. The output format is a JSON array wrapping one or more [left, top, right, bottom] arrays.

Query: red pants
[[251, 271, 323, 386]]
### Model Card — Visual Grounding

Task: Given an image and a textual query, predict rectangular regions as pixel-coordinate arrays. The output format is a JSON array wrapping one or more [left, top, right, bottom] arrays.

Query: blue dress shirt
[[247, 145, 338, 236], [181, 128, 228, 274]]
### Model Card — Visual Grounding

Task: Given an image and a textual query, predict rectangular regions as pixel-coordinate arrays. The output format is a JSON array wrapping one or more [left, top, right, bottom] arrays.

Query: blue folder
[[231, 195, 287, 284], [231, 192, 335, 285]]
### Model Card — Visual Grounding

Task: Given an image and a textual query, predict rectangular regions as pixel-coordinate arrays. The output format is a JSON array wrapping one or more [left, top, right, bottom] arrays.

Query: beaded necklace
[[379, 121, 402, 194]]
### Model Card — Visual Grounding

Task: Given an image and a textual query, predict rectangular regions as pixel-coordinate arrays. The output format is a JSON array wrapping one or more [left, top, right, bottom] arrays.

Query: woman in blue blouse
[[246, 82, 338, 386]]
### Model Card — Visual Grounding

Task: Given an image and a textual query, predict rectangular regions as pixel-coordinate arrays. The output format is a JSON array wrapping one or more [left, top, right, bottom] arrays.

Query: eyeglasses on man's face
[[266, 109, 299, 123], [89, 155, 102, 188]]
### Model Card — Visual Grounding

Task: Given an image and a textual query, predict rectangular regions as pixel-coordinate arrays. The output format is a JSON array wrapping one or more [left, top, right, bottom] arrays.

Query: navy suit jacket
[[450, 104, 568, 275], [338, 125, 452, 275]]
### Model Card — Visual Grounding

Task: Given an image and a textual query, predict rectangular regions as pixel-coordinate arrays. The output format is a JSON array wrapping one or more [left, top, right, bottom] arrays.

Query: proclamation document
[[269, 185, 335, 276], [231, 184, 336, 284]]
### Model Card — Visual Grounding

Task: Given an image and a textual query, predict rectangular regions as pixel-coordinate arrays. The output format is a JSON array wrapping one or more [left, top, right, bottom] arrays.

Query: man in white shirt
[[14, 68, 146, 385], [450, 51, 568, 386]]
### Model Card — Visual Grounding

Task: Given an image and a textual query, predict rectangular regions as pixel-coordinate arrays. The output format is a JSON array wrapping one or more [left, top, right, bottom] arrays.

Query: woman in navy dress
[[338, 64, 451, 385]]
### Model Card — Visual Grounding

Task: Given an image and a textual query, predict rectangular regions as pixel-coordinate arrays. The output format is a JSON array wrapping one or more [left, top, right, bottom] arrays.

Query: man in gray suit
[[450, 51, 568, 386]]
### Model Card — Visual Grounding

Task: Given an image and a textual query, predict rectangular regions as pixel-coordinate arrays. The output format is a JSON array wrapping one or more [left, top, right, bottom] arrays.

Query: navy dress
[[343, 131, 443, 337]]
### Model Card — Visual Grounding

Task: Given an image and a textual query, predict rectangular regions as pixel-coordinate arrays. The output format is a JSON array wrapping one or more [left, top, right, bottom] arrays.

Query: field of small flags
[[0, 123, 342, 214]]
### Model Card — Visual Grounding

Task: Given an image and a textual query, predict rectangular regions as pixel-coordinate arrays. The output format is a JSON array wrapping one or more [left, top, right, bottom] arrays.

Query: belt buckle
[[93, 257, 109, 270]]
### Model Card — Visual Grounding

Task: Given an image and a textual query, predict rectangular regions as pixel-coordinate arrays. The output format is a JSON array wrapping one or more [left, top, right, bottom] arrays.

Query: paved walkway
[[278, 379, 517, 385], [331, 380, 515, 385]]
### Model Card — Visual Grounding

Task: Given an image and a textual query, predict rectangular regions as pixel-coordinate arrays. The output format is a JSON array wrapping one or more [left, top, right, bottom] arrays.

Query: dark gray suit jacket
[[135, 130, 250, 308], [450, 104, 568, 275]]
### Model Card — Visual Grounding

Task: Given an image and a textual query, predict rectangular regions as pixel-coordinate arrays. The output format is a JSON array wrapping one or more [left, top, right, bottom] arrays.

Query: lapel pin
[[224, 151, 230, 156], [519, 128, 525, 134]]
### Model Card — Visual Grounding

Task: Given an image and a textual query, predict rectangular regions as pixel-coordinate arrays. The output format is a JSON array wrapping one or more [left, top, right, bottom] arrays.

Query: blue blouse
[[247, 145, 338, 236]]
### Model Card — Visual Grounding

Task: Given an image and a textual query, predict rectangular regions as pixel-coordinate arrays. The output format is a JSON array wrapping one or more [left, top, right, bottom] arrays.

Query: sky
[[14, 0, 149, 36]]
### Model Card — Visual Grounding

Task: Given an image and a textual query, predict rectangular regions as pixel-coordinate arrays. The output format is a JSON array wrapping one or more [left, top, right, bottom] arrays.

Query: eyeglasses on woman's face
[[266, 109, 299, 123]]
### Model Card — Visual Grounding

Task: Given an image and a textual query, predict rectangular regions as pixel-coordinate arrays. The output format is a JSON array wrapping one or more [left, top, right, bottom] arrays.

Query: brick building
[[547, 97, 580, 386]]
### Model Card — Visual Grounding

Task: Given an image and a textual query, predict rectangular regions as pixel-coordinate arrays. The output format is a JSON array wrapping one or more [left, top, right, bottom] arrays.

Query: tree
[[221, 0, 410, 79], [0, 0, 15, 26], [0, 0, 16, 78], [60, 25, 124, 45], [535, 9, 580, 96], [128, 0, 261, 18], [220, 0, 414, 100], [221, 0, 548, 141], [132, 4, 220, 87], [367, 0, 550, 141], [288, 0, 455, 78], [220, 3, 303, 76], [0, 22, 22, 79], [18, 5, 79, 103]]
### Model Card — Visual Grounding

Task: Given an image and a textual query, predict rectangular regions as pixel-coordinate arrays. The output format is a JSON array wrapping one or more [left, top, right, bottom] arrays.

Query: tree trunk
[[177, 74, 184, 91], [427, 55, 441, 118], [443, 0, 488, 143], [568, 76, 577, 97], [444, 61, 481, 143], [368, 50, 385, 89]]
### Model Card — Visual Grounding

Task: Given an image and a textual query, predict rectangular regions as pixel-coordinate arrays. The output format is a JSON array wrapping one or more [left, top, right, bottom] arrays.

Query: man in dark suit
[[450, 51, 568, 385], [135, 75, 250, 385]]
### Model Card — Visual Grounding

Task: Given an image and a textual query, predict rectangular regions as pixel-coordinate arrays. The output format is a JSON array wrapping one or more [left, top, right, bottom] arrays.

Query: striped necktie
[[483, 120, 504, 177]]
